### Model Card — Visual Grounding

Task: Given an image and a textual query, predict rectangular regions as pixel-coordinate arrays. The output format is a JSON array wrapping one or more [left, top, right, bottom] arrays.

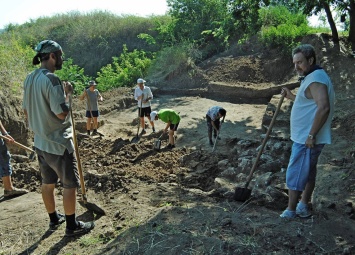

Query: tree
[[299, 0, 339, 42], [298, 0, 355, 52]]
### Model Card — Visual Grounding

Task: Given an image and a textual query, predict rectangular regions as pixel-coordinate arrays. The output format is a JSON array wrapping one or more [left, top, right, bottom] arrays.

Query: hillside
[[0, 33, 354, 254]]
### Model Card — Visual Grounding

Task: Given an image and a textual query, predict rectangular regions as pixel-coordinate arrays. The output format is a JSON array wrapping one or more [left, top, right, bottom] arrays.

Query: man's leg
[[169, 130, 175, 145], [287, 189, 300, 211], [93, 117, 98, 130], [149, 119, 155, 132], [140, 117, 145, 129], [63, 187, 76, 215], [86, 118, 92, 135], [42, 183, 56, 213], [300, 181, 315, 205], [2, 176, 13, 191]]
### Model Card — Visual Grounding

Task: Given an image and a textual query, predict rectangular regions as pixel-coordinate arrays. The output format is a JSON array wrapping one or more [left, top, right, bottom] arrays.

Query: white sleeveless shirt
[[290, 69, 335, 144]]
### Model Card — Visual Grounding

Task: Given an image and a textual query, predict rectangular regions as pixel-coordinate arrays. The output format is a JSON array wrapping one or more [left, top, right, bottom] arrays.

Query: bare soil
[[1, 34, 355, 255]]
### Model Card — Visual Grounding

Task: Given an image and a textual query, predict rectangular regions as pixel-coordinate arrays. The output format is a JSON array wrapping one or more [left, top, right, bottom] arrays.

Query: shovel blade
[[131, 135, 140, 143], [79, 200, 106, 215], [233, 187, 252, 202], [154, 139, 161, 151]]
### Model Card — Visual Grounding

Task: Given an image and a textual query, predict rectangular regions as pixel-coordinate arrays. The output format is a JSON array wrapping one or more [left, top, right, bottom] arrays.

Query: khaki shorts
[[36, 148, 80, 189]]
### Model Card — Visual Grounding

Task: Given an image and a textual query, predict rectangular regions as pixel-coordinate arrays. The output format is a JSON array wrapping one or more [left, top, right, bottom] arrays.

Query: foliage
[[55, 58, 91, 95], [96, 45, 153, 90], [296, 0, 355, 47], [3, 11, 167, 76], [258, 6, 310, 51], [167, 0, 233, 56], [268, 0, 301, 13], [0, 34, 34, 94], [148, 42, 201, 82]]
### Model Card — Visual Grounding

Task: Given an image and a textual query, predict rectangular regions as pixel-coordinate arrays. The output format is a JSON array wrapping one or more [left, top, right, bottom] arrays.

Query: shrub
[[258, 6, 310, 51], [96, 45, 153, 90], [55, 58, 91, 95], [0, 34, 34, 94]]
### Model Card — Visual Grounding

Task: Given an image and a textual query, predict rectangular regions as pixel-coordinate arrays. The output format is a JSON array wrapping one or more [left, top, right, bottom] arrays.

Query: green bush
[[258, 6, 310, 51], [148, 42, 201, 82], [55, 58, 91, 95], [96, 45, 153, 90], [0, 34, 34, 94]]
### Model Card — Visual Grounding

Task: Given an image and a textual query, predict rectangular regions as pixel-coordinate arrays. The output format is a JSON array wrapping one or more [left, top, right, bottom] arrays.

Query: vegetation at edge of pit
[[0, 3, 343, 96]]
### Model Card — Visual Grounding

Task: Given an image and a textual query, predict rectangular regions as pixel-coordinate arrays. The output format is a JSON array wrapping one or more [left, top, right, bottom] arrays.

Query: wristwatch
[[308, 134, 315, 140]]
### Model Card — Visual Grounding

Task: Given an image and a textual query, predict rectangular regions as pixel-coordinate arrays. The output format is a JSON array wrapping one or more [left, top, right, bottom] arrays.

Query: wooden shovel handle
[[0, 134, 35, 153], [245, 95, 284, 187], [69, 99, 87, 202]]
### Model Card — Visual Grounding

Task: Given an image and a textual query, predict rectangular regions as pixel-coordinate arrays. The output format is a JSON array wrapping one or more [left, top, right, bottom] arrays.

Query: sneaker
[[49, 213, 66, 230], [92, 130, 98, 136], [296, 202, 312, 218], [4, 187, 28, 198], [65, 221, 95, 237], [209, 140, 213, 146], [152, 127, 156, 133], [280, 209, 296, 218], [140, 129, 146, 134]]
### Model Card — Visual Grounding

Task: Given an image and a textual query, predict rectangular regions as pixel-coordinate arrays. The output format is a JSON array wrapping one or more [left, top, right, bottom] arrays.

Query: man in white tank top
[[280, 44, 335, 219]]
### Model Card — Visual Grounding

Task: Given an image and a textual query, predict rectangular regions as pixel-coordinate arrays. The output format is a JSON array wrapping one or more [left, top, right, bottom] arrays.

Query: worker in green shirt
[[150, 109, 180, 149]]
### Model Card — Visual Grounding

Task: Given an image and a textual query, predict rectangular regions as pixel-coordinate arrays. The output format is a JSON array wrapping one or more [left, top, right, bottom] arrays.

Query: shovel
[[234, 95, 284, 202], [69, 98, 105, 215], [131, 97, 143, 143], [212, 119, 224, 152], [0, 134, 36, 160], [154, 133, 164, 151]]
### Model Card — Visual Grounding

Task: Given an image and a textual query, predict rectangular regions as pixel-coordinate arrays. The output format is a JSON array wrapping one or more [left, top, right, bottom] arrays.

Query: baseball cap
[[150, 111, 157, 121], [137, 78, 146, 84], [88, 80, 97, 86], [33, 40, 62, 65], [34, 40, 62, 54]]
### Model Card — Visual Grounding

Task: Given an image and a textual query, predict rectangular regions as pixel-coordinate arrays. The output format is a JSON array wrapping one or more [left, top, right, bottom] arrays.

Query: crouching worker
[[150, 109, 180, 149], [206, 106, 226, 146]]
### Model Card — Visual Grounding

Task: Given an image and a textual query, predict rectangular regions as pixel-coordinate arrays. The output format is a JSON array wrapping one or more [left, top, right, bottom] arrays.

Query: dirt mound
[[1, 33, 355, 255]]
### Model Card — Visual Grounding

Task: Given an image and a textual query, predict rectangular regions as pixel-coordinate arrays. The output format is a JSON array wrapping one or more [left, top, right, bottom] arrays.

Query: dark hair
[[32, 50, 61, 65], [219, 108, 226, 116], [292, 44, 317, 64]]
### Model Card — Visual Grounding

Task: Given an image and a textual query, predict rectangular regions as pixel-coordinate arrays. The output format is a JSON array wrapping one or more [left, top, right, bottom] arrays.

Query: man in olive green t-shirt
[[150, 109, 180, 149]]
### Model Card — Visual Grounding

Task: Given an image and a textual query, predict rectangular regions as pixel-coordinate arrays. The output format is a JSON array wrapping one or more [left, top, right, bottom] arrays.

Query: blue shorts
[[286, 142, 324, 191], [0, 142, 12, 177], [86, 110, 99, 118], [36, 148, 80, 189]]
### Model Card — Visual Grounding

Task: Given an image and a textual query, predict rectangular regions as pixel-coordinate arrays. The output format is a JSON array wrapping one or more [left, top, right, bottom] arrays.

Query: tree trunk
[[322, 1, 339, 42], [349, 0, 355, 51]]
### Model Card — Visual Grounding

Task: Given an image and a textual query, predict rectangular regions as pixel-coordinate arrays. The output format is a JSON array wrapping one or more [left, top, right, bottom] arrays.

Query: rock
[[220, 167, 238, 181], [217, 159, 229, 170]]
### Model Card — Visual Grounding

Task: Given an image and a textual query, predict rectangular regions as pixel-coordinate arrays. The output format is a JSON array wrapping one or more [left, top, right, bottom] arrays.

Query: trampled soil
[[1, 34, 355, 255]]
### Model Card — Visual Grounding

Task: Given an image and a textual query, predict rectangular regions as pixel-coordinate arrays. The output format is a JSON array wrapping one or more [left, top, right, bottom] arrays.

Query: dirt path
[[99, 94, 267, 150]]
